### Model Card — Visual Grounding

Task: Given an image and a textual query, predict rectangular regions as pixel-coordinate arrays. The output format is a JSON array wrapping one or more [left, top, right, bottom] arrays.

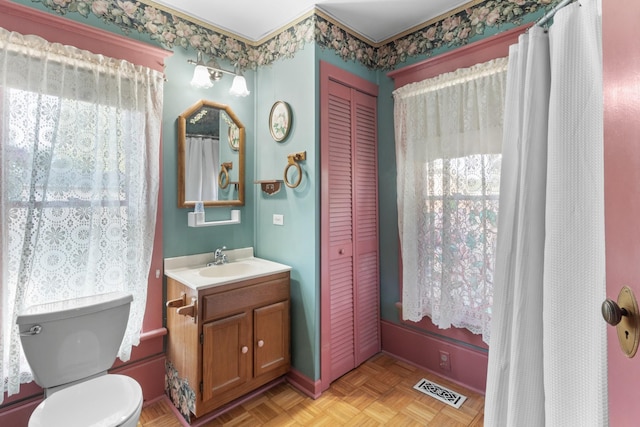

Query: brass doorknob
[[603, 286, 640, 358], [602, 298, 629, 326]]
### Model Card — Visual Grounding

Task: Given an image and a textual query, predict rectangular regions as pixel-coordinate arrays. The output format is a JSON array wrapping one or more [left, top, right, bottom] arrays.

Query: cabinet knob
[[241, 346, 248, 354], [258, 340, 264, 348]]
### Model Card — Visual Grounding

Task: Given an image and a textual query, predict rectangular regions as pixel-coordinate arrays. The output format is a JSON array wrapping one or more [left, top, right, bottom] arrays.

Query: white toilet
[[16, 291, 143, 427]]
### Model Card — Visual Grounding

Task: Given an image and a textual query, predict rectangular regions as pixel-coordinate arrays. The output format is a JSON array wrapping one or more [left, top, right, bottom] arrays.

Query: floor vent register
[[413, 378, 467, 409]]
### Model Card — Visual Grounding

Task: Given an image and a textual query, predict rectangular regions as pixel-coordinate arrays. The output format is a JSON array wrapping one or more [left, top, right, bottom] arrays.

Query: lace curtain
[[393, 58, 507, 343], [0, 29, 164, 402], [185, 136, 219, 201]]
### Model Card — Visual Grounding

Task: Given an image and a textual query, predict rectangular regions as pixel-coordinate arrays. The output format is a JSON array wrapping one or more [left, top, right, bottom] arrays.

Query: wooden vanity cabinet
[[166, 271, 290, 418]]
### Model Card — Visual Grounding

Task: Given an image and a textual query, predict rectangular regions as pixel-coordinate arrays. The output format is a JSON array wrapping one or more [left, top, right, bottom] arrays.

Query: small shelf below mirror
[[188, 210, 241, 227], [255, 180, 283, 196]]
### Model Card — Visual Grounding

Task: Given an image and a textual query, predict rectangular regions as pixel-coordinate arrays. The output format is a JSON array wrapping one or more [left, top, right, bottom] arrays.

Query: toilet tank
[[16, 291, 133, 389]]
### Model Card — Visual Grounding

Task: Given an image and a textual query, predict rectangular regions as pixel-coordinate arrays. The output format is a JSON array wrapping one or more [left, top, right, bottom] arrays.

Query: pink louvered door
[[352, 89, 380, 367], [321, 63, 379, 386]]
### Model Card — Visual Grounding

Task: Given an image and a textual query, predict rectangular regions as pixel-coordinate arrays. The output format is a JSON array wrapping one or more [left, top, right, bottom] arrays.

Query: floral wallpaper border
[[29, 0, 557, 70], [165, 359, 195, 422], [29, 0, 559, 70], [376, 0, 554, 69]]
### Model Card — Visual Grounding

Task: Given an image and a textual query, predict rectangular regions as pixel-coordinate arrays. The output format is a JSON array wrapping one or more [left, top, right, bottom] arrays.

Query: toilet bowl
[[28, 374, 142, 427], [16, 292, 143, 427]]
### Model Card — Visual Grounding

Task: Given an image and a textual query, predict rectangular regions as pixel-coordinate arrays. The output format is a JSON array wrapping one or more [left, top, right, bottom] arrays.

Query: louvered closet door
[[352, 89, 379, 366], [326, 79, 356, 381], [323, 77, 379, 384]]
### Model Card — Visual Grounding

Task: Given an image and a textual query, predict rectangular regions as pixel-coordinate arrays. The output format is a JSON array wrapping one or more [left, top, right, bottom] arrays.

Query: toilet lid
[[29, 374, 142, 427]]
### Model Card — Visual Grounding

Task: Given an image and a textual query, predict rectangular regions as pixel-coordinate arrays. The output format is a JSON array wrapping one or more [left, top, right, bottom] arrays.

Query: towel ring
[[218, 162, 233, 189], [284, 162, 302, 188], [284, 151, 306, 188]]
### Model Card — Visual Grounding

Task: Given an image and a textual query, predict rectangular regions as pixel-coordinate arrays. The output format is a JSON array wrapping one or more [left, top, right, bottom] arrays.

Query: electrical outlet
[[439, 350, 451, 371]]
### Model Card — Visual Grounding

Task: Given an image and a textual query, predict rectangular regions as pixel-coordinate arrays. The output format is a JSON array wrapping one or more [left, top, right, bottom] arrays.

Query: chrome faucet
[[212, 246, 228, 265]]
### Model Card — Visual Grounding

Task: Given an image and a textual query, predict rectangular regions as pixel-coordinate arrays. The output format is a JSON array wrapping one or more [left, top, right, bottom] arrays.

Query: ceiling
[[149, 0, 470, 44]]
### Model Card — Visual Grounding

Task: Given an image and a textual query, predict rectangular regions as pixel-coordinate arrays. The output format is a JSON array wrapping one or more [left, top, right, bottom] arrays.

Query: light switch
[[273, 214, 284, 226]]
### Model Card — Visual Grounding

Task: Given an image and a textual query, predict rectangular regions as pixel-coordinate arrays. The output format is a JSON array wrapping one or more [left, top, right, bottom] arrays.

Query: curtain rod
[[536, 0, 575, 27]]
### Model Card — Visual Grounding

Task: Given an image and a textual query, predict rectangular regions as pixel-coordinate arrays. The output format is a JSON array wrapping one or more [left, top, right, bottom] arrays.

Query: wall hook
[[254, 180, 283, 195], [284, 151, 306, 188]]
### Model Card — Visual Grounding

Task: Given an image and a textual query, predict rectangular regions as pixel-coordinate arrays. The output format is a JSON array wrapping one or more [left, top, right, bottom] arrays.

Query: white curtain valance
[[0, 29, 161, 107], [393, 58, 508, 161]]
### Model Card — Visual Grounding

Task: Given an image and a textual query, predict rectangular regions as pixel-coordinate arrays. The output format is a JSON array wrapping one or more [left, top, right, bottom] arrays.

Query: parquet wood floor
[[138, 353, 484, 426]]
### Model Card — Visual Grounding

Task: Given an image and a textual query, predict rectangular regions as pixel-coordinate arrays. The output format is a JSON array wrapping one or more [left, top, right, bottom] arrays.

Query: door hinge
[[200, 332, 203, 344], [199, 381, 203, 394]]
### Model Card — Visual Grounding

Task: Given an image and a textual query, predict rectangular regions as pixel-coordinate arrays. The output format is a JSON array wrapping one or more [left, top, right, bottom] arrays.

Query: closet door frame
[[319, 61, 379, 392]]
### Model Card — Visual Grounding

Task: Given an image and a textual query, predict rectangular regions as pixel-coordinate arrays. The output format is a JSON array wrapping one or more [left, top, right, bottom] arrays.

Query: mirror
[[178, 100, 245, 208]]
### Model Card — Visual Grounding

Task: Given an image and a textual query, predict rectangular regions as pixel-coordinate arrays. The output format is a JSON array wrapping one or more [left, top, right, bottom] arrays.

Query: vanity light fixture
[[229, 68, 250, 97], [188, 52, 250, 97]]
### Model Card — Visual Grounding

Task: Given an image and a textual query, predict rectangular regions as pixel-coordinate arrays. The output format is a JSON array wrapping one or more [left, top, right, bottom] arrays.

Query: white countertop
[[164, 247, 291, 290]]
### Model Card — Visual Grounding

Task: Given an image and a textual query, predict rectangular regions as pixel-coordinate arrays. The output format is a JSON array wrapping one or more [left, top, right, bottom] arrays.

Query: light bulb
[[191, 65, 213, 89], [229, 75, 250, 97]]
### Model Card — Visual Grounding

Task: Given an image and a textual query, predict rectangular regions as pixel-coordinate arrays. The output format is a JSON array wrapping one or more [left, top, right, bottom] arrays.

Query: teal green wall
[[162, 47, 256, 258], [376, 72, 401, 323], [251, 45, 382, 381], [254, 45, 319, 379], [251, 46, 380, 381]]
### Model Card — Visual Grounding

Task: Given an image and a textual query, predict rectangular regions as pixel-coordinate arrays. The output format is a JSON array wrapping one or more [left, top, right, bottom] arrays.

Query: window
[[0, 29, 163, 401], [419, 154, 500, 331], [393, 58, 507, 343], [6, 87, 143, 301]]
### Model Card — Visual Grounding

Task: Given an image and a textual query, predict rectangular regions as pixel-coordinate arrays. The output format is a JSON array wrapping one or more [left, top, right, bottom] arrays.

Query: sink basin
[[199, 261, 258, 278], [164, 249, 292, 290]]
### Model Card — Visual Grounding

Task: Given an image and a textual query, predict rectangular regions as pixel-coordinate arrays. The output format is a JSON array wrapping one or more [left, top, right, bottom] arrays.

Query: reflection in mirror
[[178, 100, 245, 208]]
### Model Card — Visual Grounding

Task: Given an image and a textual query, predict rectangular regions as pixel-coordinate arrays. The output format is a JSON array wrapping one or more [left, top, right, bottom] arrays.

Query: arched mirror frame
[[177, 100, 245, 208]]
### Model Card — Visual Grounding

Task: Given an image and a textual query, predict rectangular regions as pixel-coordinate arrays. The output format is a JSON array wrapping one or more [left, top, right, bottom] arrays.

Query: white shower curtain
[[485, 1, 606, 426], [185, 136, 219, 201]]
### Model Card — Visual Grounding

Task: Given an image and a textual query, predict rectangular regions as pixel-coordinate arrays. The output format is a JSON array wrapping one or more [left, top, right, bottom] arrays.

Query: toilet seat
[[29, 374, 142, 427]]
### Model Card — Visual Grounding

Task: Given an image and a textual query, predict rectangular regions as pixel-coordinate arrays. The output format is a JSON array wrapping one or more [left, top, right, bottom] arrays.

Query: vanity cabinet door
[[254, 300, 290, 377], [202, 311, 251, 401]]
